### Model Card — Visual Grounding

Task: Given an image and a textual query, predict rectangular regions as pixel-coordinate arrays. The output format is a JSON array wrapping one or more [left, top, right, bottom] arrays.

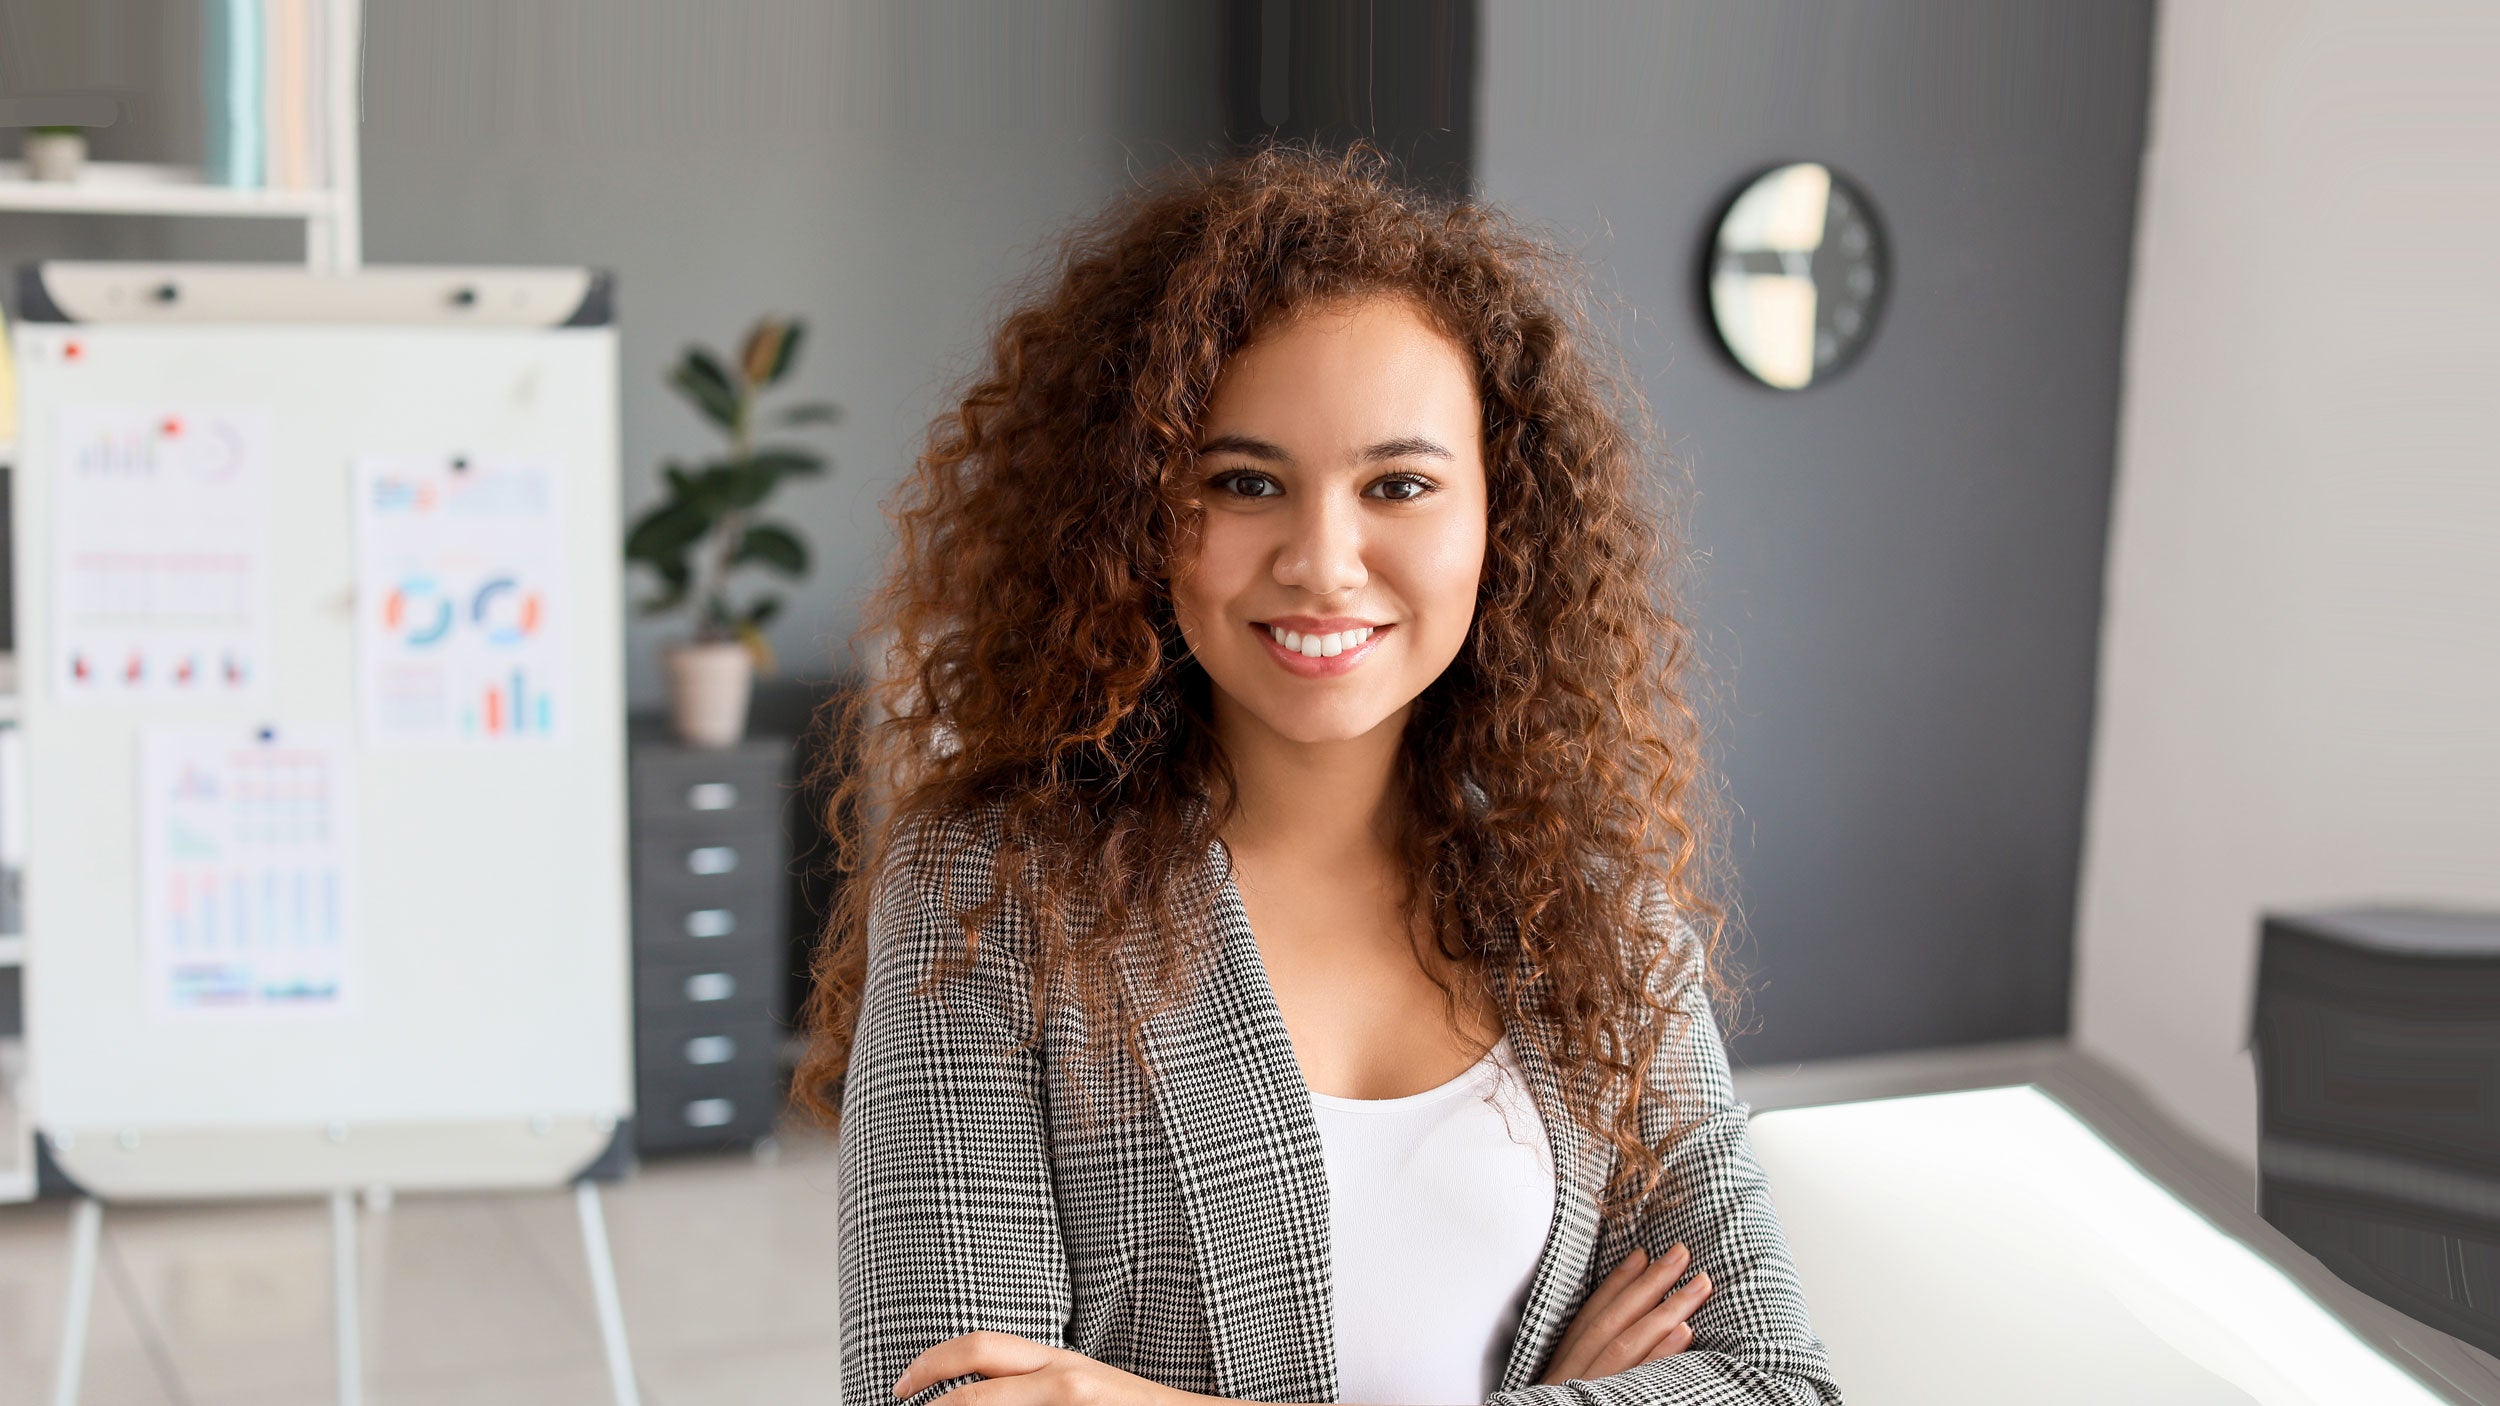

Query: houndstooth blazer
[[836, 800, 1845, 1406]]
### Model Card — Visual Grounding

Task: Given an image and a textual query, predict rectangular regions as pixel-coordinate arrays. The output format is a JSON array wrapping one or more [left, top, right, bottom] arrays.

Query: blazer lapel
[[1493, 970, 1609, 1394], [1136, 835, 1339, 1404]]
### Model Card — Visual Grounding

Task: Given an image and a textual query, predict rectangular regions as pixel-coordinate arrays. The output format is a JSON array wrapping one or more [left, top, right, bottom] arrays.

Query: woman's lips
[[1253, 622, 1393, 678]]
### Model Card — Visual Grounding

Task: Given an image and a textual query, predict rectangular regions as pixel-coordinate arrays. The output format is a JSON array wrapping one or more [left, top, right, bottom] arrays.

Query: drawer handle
[[684, 1097, 735, 1129], [688, 781, 739, 811], [685, 1035, 737, 1065], [685, 971, 737, 1002], [685, 908, 736, 939], [686, 845, 739, 875]]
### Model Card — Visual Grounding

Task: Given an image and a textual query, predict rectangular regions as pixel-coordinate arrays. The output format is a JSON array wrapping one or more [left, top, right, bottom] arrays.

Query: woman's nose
[[1272, 493, 1367, 596]]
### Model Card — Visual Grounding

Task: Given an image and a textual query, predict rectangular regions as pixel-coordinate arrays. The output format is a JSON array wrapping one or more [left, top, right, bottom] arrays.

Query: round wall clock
[[1706, 162, 1887, 390]]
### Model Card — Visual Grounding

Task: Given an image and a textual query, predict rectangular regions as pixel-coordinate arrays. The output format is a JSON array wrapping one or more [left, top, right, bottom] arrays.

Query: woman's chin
[[1234, 696, 1410, 748]]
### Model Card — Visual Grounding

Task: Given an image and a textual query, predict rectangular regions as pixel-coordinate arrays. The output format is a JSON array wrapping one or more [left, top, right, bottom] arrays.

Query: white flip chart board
[[11, 263, 632, 1198]]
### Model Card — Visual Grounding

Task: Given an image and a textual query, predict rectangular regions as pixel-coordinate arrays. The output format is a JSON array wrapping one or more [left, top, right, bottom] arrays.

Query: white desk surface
[[1735, 1038, 2500, 1405]]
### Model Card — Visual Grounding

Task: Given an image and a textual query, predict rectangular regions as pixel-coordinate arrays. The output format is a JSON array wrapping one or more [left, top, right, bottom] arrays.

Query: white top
[[1309, 1037, 1559, 1406]]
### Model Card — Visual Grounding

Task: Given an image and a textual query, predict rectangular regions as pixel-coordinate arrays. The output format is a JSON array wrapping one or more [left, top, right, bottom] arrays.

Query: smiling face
[[1170, 292, 1489, 750]]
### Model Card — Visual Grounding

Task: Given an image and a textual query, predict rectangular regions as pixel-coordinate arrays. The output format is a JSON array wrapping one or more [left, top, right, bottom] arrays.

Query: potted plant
[[626, 315, 840, 747], [24, 124, 87, 182]]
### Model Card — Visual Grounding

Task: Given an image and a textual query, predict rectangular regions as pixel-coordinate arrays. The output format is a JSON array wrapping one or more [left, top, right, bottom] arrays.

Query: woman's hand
[[1538, 1243, 1714, 1385], [894, 1331, 1203, 1406]]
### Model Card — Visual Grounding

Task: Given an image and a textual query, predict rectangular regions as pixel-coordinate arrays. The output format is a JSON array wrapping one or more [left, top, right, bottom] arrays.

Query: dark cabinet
[[2253, 907, 2500, 1358], [627, 722, 792, 1153]]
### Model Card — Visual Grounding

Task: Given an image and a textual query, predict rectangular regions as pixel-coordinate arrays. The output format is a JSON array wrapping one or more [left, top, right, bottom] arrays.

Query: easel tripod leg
[[575, 1178, 642, 1406], [331, 1187, 363, 1406], [52, 1196, 103, 1406]]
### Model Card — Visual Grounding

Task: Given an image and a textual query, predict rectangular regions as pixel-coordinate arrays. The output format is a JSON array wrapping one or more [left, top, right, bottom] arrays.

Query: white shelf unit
[[0, 2, 374, 1204], [0, 0, 365, 270]]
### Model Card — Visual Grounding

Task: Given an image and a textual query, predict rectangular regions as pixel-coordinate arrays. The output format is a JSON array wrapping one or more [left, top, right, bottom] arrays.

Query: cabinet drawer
[[630, 746, 787, 836], [636, 1014, 783, 1082], [634, 1070, 783, 1151], [632, 829, 784, 908], [634, 949, 780, 1025], [2256, 990, 2500, 1165], [636, 1037, 784, 1148], [633, 882, 784, 963]]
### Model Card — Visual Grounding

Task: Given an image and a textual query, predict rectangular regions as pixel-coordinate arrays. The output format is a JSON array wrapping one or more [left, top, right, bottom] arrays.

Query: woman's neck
[[1211, 696, 1410, 868]]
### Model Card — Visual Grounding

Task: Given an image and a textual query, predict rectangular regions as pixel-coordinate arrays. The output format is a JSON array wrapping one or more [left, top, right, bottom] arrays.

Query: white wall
[[2074, 0, 2500, 1176]]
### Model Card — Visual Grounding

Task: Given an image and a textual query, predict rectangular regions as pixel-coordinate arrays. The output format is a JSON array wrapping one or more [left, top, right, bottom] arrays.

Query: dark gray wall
[[1481, 0, 2155, 1063]]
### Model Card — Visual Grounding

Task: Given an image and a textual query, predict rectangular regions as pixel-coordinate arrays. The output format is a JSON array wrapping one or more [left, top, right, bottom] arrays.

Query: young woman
[[795, 143, 1844, 1406]]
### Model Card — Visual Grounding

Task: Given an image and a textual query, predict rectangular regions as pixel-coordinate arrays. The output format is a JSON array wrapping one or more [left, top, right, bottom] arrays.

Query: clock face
[[1707, 162, 1887, 390]]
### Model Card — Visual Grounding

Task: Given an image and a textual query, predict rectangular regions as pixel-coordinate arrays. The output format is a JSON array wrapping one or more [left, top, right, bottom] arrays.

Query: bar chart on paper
[[50, 403, 274, 703], [355, 453, 571, 746], [138, 725, 357, 1017]]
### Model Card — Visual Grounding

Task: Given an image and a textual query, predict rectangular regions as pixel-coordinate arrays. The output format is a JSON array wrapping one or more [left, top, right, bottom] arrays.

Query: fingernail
[[1668, 1242, 1689, 1260]]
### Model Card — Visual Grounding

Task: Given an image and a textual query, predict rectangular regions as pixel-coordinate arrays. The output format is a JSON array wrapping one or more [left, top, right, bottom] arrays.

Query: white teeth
[[1266, 624, 1375, 657]]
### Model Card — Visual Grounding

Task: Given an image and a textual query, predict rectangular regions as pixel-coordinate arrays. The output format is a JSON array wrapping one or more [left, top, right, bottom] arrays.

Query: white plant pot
[[24, 130, 86, 182], [663, 639, 755, 749]]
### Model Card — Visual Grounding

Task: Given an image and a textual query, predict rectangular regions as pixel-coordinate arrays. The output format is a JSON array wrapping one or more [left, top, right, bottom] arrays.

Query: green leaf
[[774, 401, 843, 427], [623, 501, 711, 565], [742, 596, 784, 627], [733, 522, 808, 576], [634, 556, 691, 614], [670, 348, 741, 432], [765, 321, 804, 384], [710, 461, 777, 508], [747, 447, 825, 480]]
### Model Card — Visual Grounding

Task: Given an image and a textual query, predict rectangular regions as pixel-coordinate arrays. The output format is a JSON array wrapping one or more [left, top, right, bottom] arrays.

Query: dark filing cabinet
[[2251, 907, 2500, 1358], [627, 719, 794, 1153]]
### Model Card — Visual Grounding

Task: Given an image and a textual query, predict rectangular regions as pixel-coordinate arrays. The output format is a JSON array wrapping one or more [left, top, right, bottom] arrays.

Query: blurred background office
[[0, 2, 2494, 1403]]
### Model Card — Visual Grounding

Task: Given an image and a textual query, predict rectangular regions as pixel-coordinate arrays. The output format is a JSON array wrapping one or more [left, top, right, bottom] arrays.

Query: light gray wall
[[1, 0, 1226, 710], [2075, 0, 2500, 1171], [1480, 1, 2156, 1064]]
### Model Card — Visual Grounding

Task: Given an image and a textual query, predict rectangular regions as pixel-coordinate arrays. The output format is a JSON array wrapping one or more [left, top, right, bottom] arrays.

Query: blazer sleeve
[[1492, 910, 1846, 1406], [836, 816, 1073, 1406]]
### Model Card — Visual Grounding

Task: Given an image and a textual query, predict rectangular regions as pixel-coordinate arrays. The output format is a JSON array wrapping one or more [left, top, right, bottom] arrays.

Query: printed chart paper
[[50, 404, 273, 703], [353, 454, 571, 745], [138, 727, 356, 1017]]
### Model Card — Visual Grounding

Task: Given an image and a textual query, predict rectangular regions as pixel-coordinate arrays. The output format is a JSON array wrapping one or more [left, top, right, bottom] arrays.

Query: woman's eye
[[1210, 470, 1280, 499], [1367, 474, 1434, 502]]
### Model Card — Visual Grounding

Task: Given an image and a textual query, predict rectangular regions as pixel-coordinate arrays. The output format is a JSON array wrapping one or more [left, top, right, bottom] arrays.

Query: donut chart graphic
[[383, 576, 456, 646], [470, 576, 545, 646]]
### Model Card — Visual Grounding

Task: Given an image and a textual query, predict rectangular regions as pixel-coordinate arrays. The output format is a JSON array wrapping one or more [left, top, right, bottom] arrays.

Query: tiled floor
[[0, 1123, 845, 1406]]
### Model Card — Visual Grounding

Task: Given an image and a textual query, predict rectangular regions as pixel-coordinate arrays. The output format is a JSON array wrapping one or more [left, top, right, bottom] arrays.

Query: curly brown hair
[[790, 139, 1743, 1212]]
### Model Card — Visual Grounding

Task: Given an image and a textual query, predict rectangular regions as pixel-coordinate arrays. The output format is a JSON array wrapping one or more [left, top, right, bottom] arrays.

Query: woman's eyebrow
[[1196, 432, 1291, 462], [1359, 435, 1455, 463], [1195, 432, 1454, 463]]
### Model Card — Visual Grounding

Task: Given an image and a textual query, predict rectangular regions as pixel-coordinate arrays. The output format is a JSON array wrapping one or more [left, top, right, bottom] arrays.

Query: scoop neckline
[[1306, 1036, 1511, 1113]]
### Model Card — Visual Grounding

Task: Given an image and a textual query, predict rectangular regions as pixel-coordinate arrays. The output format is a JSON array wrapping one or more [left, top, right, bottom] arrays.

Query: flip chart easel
[[7, 262, 640, 1406]]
